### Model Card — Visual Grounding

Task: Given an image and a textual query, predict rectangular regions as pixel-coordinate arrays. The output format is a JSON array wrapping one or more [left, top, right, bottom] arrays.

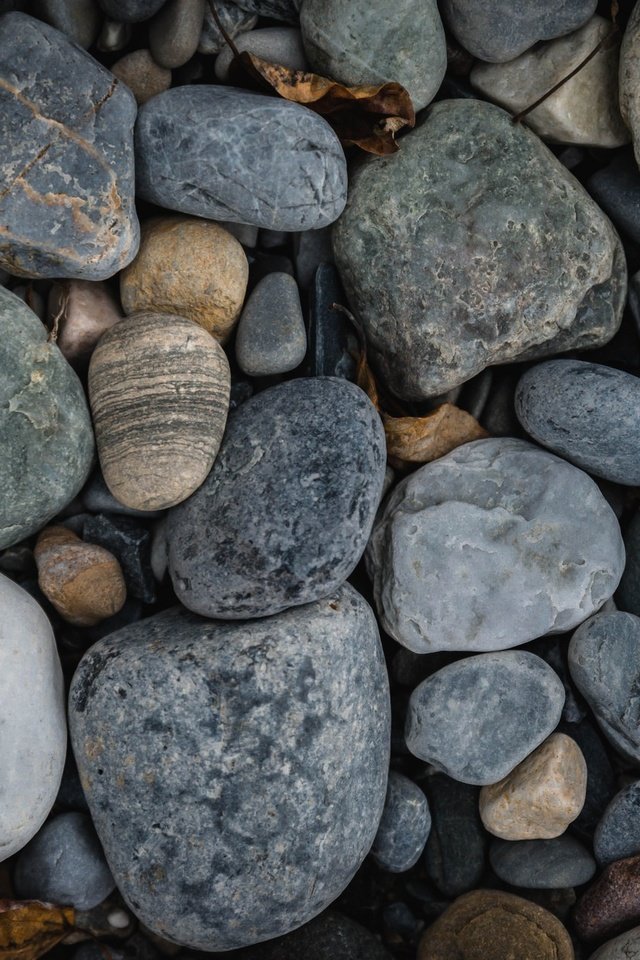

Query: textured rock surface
[[587, 151, 640, 246], [84, 514, 155, 603], [370, 772, 430, 873], [590, 927, 640, 959], [135, 87, 347, 230], [574, 854, 640, 943], [595, 781, 640, 865], [238, 912, 393, 960], [111, 49, 171, 105], [69, 587, 391, 950], [333, 99, 626, 400], [149, 0, 205, 68], [215, 27, 306, 81], [620, 2, 640, 168], [47, 280, 123, 370], [235, 272, 307, 376], [367, 438, 624, 654], [405, 651, 565, 786], [0, 13, 139, 280], [490, 836, 596, 889], [167, 377, 385, 619], [198, 0, 257, 53], [423, 773, 487, 896]]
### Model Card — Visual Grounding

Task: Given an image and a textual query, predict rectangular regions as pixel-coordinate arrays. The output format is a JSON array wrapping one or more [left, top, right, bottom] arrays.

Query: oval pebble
[[595, 781, 640, 865], [235, 272, 307, 377], [490, 836, 596, 889], [370, 772, 431, 873], [589, 926, 640, 959]]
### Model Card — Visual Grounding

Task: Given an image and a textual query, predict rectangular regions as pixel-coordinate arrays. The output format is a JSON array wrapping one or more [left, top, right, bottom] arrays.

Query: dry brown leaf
[[0, 900, 75, 960], [384, 404, 488, 466]]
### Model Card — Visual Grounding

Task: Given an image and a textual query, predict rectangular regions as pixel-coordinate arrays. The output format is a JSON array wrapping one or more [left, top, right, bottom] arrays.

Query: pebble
[[618, 509, 640, 616], [479, 733, 587, 840], [89, 312, 230, 511], [84, 514, 155, 604], [97, 18, 132, 53], [235, 272, 307, 377], [39, 0, 101, 48], [563, 718, 617, 843], [423, 773, 487, 897], [294, 227, 333, 289], [366, 437, 624, 654], [238, 911, 393, 959], [111, 50, 172, 106], [47, 280, 123, 370], [14, 812, 115, 910], [69, 586, 391, 950], [233, 0, 299, 22], [300, 0, 446, 112], [82, 470, 164, 521], [149, 0, 205, 69], [405, 651, 565, 786], [620, 2, 640, 169], [0, 12, 139, 280], [167, 377, 385, 619], [198, 1, 257, 53], [333, 99, 626, 400], [595, 781, 640, 865], [490, 836, 596, 889], [574, 854, 640, 943], [587, 151, 640, 246], [55, 750, 89, 813], [150, 517, 168, 581], [590, 927, 640, 959], [307, 263, 357, 379], [0, 574, 66, 860], [135, 87, 348, 231], [98, 0, 166, 21], [470, 17, 628, 148], [215, 27, 307, 81], [370, 772, 431, 873]]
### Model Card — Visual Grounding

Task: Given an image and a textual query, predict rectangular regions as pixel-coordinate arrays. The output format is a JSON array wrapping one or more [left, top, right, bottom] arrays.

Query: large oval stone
[[68, 586, 391, 950]]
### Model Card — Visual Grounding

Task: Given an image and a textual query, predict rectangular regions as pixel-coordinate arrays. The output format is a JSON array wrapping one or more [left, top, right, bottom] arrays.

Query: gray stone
[[423, 773, 487, 897], [620, 1, 640, 169], [237, 912, 393, 960], [82, 471, 164, 520], [149, 0, 205, 69], [333, 99, 626, 401], [594, 781, 640, 866], [569, 612, 640, 763], [135, 87, 347, 231], [84, 514, 155, 604], [38, 0, 101, 47], [69, 587, 391, 950], [0, 286, 94, 549], [405, 650, 565, 785], [366, 437, 624, 654], [0, 13, 139, 281], [489, 836, 596, 889], [215, 27, 307, 81], [370, 772, 431, 873], [97, 18, 132, 53], [14, 812, 115, 909], [307, 263, 357, 379], [198, 1, 258, 54], [0, 574, 66, 861], [219, 220, 259, 248], [588, 152, 640, 247], [233, 0, 299, 23], [167, 377, 385, 619], [235, 272, 307, 376], [294, 227, 333, 289], [98, 0, 166, 21], [440, 0, 597, 62], [618, 509, 640, 617], [589, 927, 640, 959], [301, 0, 445, 112]]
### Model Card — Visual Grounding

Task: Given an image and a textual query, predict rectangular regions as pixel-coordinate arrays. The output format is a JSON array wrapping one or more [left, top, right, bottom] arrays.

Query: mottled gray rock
[[38, 0, 101, 47], [490, 836, 596, 889], [98, 0, 166, 21], [0, 13, 139, 280], [370, 772, 431, 873], [0, 286, 94, 549], [149, 0, 205, 68], [294, 227, 333, 289], [69, 587, 391, 950], [198, 2, 257, 54], [516, 360, 640, 485], [14, 812, 114, 909], [0, 574, 66, 861], [300, 0, 446, 112], [167, 377, 385, 619], [233, 0, 299, 23], [423, 773, 487, 896], [589, 926, 640, 959], [440, 0, 597, 62], [333, 99, 626, 401], [595, 781, 640, 865], [136, 87, 347, 231], [366, 438, 624, 654], [618, 509, 640, 617], [620, 1, 640, 169], [235, 272, 307, 376], [237, 912, 393, 960], [405, 651, 565, 785], [215, 27, 307, 81]]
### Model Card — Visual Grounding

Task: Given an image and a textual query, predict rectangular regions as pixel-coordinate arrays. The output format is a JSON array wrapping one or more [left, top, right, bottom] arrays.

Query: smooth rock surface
[[307, 263, 357, 379], [84, 514, 155, 604], [595, 781, 640, 865], [620, 1, 640, 168], [235, 272, 307, 376], [215, 27, 307, 81], [233, 0, 299, 22], [587, 151, 640, 246], [111, 49, 171, 105], [423, 773, 486, 897], [590, 927, 640, 959], [47, 280, 123, 370], [69, 587, 391, 950], [370, 772, 431, 873], [490, 836, 596, 889], [574, 854, 640, 943], [238, 912, 393, 960], [198, 0, 257, 52], [149, 0, 205, 68], [39, 0, 101, 47]]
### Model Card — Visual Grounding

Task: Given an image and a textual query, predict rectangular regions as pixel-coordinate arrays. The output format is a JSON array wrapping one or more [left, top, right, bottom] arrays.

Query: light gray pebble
[[370, 772, 431, 873], [215, 27, 307, 81], [235, 272, 307, 376], [149, 0, 205, 69], [489, 836, 596, 889]]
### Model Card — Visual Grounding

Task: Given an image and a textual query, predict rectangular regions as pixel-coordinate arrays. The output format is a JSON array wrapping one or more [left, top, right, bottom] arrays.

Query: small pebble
[[423, 773, 487, 897], [47, 280, 123, 370], [370, 772, 431, 873], [293, 227, 334, 289], [215, 27, 307, 81], [235, 272, 307, 377], [111, 49, 172, 106], [489, 836, 596, 889], [595, 780, 640, 865], [307, 263, 357, 379], [239, 911, 393, 959], [84, 514, 155, 604], [198, 0, 257, 53], [39, 0, 101, 47], [98, 0, 166, 22], [97, 18, 132, 52], [574, 854, 640, 943], [587, 150, 640, 245], [149, 0, 205, 68], [589, 926, 640, 959]]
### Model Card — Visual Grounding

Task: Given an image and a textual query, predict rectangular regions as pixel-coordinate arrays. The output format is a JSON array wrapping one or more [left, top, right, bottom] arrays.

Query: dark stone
[[574, 854, 640, 943], [480, 371, 523, 437], [198, 1, 257, 54], [38, 0, 101, 47], [489, 836, 596, 889], [84, 514, 155, 604], [98, 0, 166, 21], [55, 747, 89, 812], [422, 772, 487, 897], [587, 150, 640, 245], [559, 717, 616, 842], [533, 636, 586, 725], [370, 772, 431, 873], [248, 252, 295, 290], [237, 911, 392, 959], [307, 264, 358, 380], [617, 508, 640, 616], [230, 380, 253, 410], [595, 781, 640, 866]]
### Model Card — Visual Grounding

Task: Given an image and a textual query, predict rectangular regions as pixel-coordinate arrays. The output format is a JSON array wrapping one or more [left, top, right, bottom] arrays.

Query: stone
[[89, 312, 230, 511], [418, 889, 575, 960], [215, 28, 307, 81], [595, 781, 640, 865], [333, 99, 626, 401], [307, 263, 357, 379], [135, 87, 348, 231], [0, 574, 66, 861], [405, 650, 565, 786], [564, 718, 617, 843], [590, 927, 640, 959], [489, 836, 596, 889], [35, 526, 126, 627], [370, 772, 431, 873], [440, 0, 597, 62], [238, 912, 393, 959], [149, 0, 205, 69], [82, 470, 164, 521], [515, 360, 640, 486], [260, 229, 288, 249], [69, 586, 391, 950], [366, 437, 624, 654], [14, 812, 115, 910], [198, 1, 257, 54], [97, 19, 132, 53], [479, 733, 587, 840], [422, 773, 486, 897], [294, 227, 333, 289], [220, 220, 259, 248], [38, 0, 101, 47], [587, 151, 640, 246], [470, 17, 628, 147], [0, 13, 139, 280], [55, 750, 89, 813], [84, 514, 155, 604], [150, 517, 168, 582], [574, 854, 640, 943], [301, 0, 446, 112], [167, 377, 385, 619], [111, 50, 172, 106], [235, 273, 307, 376], [0, 286, 94, 549], [98, 0, 166, 21], [47, 280, 123, 370], [233, 0, 299, 22], [620, 2, 640, 169], [618, 509, 640, 616]]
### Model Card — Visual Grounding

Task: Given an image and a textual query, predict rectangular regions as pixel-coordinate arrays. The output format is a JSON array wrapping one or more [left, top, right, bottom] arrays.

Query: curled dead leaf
[[0, 900, 75, 960], [383, 404, 488, 467]]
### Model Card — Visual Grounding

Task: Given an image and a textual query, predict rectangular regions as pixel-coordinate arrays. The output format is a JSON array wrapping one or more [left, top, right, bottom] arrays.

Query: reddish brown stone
[[574, 854, 640, 943]]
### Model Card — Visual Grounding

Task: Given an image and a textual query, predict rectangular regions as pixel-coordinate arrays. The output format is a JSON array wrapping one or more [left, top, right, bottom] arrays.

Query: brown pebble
[[111, 49, 171, 105], [35, 526, 126, 627], [48, 280, 123, 368], [574, 854, 640, 943]]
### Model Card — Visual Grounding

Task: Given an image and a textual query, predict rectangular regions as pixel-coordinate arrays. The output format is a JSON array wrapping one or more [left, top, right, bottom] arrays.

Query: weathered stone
[[235, 272, 307, 377], [198, 0, 257, 53], [370, 772, 431, 873], [111, 50, 171, 106], [574, 854, 640, 943], [490, 836, 596, 889], [333, 99, 626, 401], [238, 912, 393, 960], [595, 781, 640, 866], [38, 0, 101, 47], [84, 514, 155, 604], [98, 0, 166, 21], [590, 927, 640, 959], [47, 280, 123, 370], [620, 2, 640, 169], [215, 27, 307, 81], [149, 0, 205, 68], [423, 773, 487, 897], [0, 13, 139, 280], [97, 18, 131, 53], [69, 586, 391, 950]]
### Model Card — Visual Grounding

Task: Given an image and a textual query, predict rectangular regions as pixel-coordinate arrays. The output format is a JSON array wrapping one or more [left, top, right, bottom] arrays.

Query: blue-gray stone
[[489, 836, 596, 889], [370, 772, 431, 873], [617, 509, 640, 617], [237, 912, 393, 960], [235, 272, 307, 377], [135, 87, 347, 231], [594, 780, 640, 865], [69, 587, 391, 950], [98, 0, 166, 21], [167, 377, 385, 619], [423, 773, 487, 897]]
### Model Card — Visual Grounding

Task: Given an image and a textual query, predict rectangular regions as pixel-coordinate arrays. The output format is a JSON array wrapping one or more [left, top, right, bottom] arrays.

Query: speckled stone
[[198, 0, 257, 53], [423, 773, 487, 897], [590, 927, 640, 959], [405, 651, 565, 786], [595, 781, 640, 865], [149, 0, 205, 68], [574, 854, 640, 943], [366, 437, 624, 654], [69, 586, 391, 950], [618, 509, 640, 616], [370, 772, 431, 873], [333, 99, 626, 401], [0, 13, 139, 280], [215, 27, 307, 81], [111, 49, 171, 106], [135, 87, 347, 231], [490, 836, 596, 889], [167, 377, 385, 619], [237, 912, 393, 959], [98, 0, 166, 21], [235, 272, 307, 376], [620, 2, 640, 169], [39, 0, 101, 47]]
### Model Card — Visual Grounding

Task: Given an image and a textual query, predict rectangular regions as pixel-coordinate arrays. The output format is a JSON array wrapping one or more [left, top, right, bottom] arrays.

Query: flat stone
[[333, 99, 626, 401], [215, 27, 307, 81], [38, 0, 101, 47], [405, 650, 565, 786], [587, 151, 640, 246], [618, 509, 640, 616], [370, 772, 431, 873], [595, 781, 640, 865], [0, 574, 66, 860], [111, 50, 172, 105], [149, 0, 205, 68], [47, 280, 123, 371], [300, 0, 446, 112], [198, 2, 257, 54], [307, 263, 357, 379], [235, 272, 307, 377], [69, 586, 391, 950], [366, 437, 624, 654], [84, 514, 155, 604], [238, 912, 393, 959], [136, 87, 347, 231], [423, 773, 487, 897], [620, 2, 640, 169], [167, 377, 385, 619], [574, 854, 640, 943], [490, 836, 596, 889], [0, 13, 139, 280], [233, 0, 299, 22], [590, 927, 640, 959], [98, 0, 166, 21]]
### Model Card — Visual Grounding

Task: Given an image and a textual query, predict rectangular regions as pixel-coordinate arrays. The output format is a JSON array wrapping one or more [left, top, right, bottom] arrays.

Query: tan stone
[[48, 280, 123, 367], [110, 49, 171, 106], [479, 733, 587, 840], [120, 217, 249, 343], [35, 526, 126, 627]]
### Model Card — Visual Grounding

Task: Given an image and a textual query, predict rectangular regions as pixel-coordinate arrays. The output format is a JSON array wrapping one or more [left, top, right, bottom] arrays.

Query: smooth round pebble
[[370, 772, 431, 873], [39, 0, 101, 47], [111, 49, 171, 105], [235, 272, 307, 376], [215, 27, 307, 81], [490, 836, 596, 889], [595, 781, 640, 865], [149, 0, 205, 68], [575, 854, 640, 943], [589, 926, 640, 959], [423, 773, 487, 897]]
